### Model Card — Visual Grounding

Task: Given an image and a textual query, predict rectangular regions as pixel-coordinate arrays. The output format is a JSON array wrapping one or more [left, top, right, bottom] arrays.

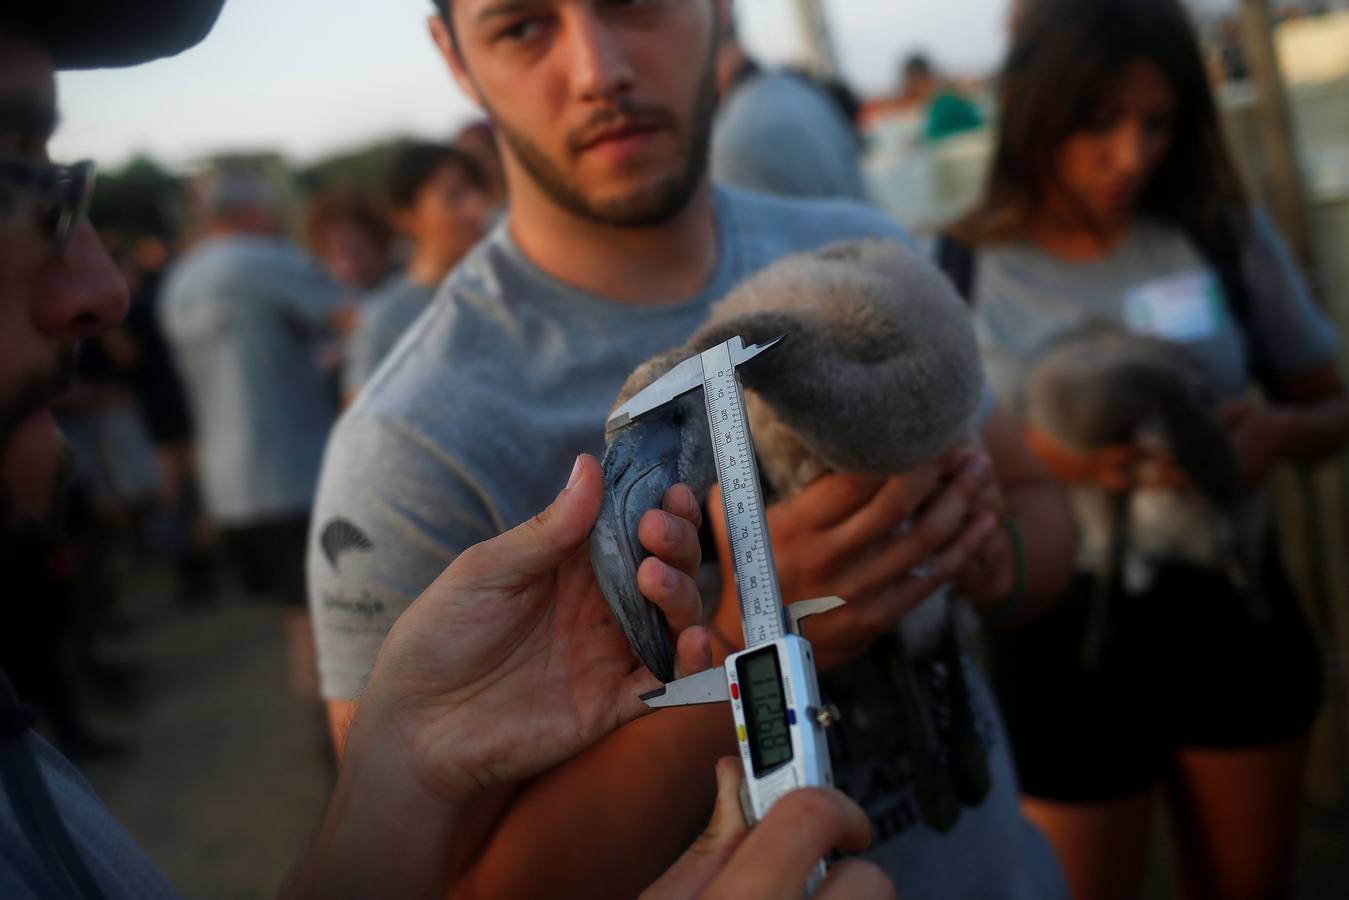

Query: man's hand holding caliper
[[285, 455, 890, 900]]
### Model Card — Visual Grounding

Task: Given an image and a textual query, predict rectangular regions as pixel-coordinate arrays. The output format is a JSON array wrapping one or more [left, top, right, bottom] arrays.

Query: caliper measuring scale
[[610, 335, 844, 891]]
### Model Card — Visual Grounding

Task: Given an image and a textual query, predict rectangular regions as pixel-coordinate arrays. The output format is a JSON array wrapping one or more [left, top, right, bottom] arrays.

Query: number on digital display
[[735, 647, 794, 776]]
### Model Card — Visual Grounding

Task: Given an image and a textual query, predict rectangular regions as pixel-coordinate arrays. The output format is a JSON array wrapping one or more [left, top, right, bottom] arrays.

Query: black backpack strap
[[1190, 234, 1274, 389], [0, 674, 108, 900], [1193, 239, 1253, 331], [934, 233, 976, 303]]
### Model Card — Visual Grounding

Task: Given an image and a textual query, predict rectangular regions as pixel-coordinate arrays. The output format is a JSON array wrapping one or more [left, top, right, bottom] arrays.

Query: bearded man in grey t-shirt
[[308, 2, 1075, 897]]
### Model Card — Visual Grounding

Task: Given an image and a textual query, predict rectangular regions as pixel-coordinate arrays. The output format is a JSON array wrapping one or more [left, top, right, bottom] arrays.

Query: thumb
[[683, 758, 752, 863], [467, 454, 604, 580], [638, 758, 750, 900], [702, 756, 753, 845]]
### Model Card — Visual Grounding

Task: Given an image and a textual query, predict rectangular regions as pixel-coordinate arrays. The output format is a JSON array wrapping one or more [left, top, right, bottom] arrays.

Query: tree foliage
[[89, 155, 185, 241]]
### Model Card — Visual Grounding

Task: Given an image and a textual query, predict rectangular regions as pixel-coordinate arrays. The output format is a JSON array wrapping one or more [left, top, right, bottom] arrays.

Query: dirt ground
[[76, 565, 332, 900], [60, 560, 1349, 899]]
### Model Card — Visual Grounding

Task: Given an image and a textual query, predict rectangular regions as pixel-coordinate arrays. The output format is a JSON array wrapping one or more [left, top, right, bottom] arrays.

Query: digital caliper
[[607, 335, 843, 886]]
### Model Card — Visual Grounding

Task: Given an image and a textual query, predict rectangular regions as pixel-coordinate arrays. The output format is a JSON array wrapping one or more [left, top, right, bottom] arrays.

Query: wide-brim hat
[[11, 0, 227, 70]]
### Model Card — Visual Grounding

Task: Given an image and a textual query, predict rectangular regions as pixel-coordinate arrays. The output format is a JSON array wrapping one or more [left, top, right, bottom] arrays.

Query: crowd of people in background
[[4, 0, 1349, 898], [9, 118, 504, 729]]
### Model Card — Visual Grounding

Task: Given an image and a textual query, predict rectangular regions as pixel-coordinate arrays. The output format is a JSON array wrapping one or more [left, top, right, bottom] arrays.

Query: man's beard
[[0, 348, 76, 574], [485, 41, 719, 229]]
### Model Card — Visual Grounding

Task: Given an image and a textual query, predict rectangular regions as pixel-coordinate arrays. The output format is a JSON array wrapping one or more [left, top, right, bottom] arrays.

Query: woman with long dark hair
[[939, 1, 1349, 897]]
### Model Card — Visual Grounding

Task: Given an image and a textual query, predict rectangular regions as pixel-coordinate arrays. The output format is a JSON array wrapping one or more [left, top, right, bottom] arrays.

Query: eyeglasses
[[0, 157, 97, 255]]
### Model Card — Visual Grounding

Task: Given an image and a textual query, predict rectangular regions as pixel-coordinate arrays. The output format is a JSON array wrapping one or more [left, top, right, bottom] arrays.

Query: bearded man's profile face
[[0, 33, 127, 567]]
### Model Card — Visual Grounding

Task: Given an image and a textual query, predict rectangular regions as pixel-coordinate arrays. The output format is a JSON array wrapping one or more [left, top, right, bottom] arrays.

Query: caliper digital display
[[736, 645, 794, 776]]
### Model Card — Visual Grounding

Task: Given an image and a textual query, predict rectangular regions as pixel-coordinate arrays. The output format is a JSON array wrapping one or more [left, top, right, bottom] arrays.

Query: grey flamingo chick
[[589, 238, 986, 683], [1019, 326, 1266, 665]]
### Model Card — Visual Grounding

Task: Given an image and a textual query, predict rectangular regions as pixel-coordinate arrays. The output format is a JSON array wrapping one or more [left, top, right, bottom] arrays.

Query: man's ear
[[428, 14, 483, 107]]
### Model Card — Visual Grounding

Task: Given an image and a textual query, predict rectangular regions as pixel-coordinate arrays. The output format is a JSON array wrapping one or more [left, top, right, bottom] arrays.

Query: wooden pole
[[791, 0, 839, 81], [1238, 0, 1314, 269], [1239, 0, 1349, 817]]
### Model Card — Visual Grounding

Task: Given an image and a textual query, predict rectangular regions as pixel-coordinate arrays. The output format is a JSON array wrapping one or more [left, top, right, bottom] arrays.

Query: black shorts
[[990, 551, 1322, 803], [222, 515, 310, 607]]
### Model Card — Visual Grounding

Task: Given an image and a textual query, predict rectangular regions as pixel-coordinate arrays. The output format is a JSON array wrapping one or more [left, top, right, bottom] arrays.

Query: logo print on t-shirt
[[320, 518, 374, 572]]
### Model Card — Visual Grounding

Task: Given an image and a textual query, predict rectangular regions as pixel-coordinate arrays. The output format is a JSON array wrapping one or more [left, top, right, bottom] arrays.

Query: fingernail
[[567, 455, 583, 490], [678, 485, 696, 516]]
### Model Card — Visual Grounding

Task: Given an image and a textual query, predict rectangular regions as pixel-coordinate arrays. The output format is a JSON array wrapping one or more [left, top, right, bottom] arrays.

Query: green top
[[925, 91, 984, 141]]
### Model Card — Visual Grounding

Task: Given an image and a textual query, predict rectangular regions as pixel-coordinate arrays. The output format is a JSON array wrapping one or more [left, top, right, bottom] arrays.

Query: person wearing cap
[[0, 4, 885, 898]]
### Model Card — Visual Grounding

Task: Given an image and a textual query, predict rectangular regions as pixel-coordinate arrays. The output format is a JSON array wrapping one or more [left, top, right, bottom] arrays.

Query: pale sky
[[49, 0, 1018, 170], [50, 0, 1241, 170]]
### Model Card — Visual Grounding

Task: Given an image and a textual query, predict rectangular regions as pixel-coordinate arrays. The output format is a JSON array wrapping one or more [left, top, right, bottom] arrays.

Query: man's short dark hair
[[385, 142, 485, 211]]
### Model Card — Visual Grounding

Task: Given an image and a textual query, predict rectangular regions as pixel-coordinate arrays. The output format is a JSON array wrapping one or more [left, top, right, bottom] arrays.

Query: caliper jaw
[[639, 666, 729, 708], [638, 596, 845, 710], [786, 596, 845, 636]]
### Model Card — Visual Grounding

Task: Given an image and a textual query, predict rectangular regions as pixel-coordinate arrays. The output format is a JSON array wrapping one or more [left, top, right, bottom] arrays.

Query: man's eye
[[496, 18, 544, 43]]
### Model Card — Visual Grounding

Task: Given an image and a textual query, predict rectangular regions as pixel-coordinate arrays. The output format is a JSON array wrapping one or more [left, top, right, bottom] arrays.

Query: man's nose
[[565, 9, 634, 103], [33, 220, 130, 338]]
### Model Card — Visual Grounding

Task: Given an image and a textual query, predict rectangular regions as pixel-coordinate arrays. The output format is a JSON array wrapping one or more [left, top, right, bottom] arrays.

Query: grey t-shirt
[[971, 213, 1340, 410], [308, 185, 1064, 898], [342, 275, 437, 397], [160, 235, 343, 525], [0, 732, 177, 899], [712, 71, 868, 203]]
